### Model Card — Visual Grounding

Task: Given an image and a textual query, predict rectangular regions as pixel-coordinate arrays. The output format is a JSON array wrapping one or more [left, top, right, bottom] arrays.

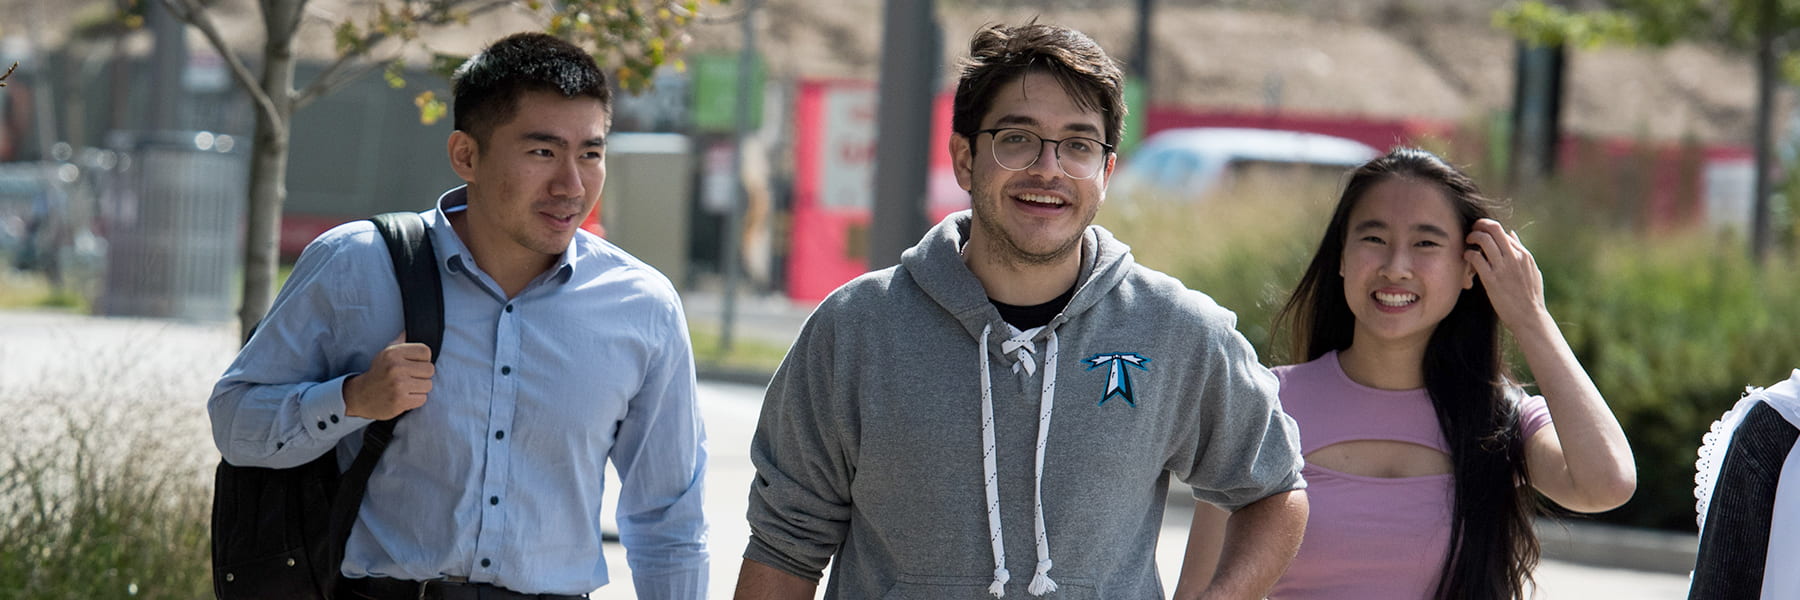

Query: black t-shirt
[[990, 283, 1077, 330]]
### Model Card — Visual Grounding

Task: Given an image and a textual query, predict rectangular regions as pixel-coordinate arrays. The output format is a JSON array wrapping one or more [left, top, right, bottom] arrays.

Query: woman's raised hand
[[1464, 218, 1549, 332]]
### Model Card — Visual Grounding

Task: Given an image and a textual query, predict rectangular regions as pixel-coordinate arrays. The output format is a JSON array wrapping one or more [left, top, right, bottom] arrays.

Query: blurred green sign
[[691, 53, 765, 133], [1120, 79, 1146, 156]]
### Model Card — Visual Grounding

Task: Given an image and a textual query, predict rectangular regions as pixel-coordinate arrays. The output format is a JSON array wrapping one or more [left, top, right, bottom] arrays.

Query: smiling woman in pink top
[[1179, 148, 1637, 600]]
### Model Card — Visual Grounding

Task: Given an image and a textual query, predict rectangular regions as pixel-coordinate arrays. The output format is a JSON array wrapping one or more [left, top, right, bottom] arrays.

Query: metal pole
[[869, 0, 938, 270], [147, 0, 189, 131], [1133, 0, 1153, 98], [1509, 42, 1564, 187], [1751, 0, 1777, 265], [720, 0, 760, 352]]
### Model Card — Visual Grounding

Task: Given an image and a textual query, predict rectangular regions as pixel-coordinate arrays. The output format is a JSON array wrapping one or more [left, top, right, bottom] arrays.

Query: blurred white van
[[1111, 127, 1380, 203]]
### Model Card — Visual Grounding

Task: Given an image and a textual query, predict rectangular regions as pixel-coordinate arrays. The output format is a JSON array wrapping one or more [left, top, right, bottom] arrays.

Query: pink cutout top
[[1267, 351, 1552, 600]]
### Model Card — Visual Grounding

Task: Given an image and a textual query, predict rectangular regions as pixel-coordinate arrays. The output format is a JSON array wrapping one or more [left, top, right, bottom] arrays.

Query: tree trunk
[[238, 0, 303, 342]]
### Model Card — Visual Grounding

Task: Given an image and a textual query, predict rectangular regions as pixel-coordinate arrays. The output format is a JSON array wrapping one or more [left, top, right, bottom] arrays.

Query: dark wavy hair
[[1273, 147, 1540, 600], [951, 20, 1126, 146], [451, 32, 611, 147]]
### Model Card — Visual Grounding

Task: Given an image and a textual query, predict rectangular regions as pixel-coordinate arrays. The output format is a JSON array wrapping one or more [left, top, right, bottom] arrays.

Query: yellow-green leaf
[[415, 91, 447, 125], [383, 61, 406, 89], [1783, 53, 1800, 86], [334, 22, 360, 54]]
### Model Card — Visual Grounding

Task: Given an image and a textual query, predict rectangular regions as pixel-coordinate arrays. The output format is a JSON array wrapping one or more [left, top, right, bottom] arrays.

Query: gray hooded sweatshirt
[[745, 211, 1304, 599]]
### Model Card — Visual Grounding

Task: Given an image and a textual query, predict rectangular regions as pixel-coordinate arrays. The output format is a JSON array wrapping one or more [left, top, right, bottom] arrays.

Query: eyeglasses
[[973, 128, 1115, 180]]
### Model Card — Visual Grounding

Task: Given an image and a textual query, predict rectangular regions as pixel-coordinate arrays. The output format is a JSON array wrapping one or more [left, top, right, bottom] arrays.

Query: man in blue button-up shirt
[[209, 33, 708, 599]]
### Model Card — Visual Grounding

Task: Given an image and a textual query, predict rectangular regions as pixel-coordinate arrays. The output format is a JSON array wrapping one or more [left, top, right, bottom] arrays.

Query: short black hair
[[952, 21, 1126, 147], [451, 32, 611, 146]]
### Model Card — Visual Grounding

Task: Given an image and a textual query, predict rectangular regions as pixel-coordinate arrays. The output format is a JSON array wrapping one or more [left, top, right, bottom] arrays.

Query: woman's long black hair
[[1273, 147, 1539, 600]]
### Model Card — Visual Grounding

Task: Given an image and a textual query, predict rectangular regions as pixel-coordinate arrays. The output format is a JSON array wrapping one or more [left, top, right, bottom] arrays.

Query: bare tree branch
[[694, 1, 752, 25], [294, 59, 384, 110], [159, 0, 288, 138], [449, 0, 519, 24], [302, 2, 343, 25], [294, 38, 388, 109], [293, 0, 516, 109]]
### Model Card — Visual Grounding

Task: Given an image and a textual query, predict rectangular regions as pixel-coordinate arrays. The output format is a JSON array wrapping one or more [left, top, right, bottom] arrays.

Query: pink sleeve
[[1518, 393, 1553, 439]]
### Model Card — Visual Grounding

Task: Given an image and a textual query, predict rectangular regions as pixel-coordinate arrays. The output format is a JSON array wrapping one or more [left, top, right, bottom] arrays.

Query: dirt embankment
[[687, 0, 1762, 146], [45, 0, 1761, 146]]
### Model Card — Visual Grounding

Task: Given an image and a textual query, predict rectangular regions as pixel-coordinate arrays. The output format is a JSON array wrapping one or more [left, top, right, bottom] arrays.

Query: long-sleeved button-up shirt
[[210, 186, 708, 597]]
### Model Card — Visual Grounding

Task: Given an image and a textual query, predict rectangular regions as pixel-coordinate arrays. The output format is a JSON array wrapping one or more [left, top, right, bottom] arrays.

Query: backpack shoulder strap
[[324, 211, 445, 590], [368, 211, 444, 363]]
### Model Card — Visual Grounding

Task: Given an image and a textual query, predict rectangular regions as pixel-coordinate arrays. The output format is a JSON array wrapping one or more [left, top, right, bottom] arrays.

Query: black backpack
[[210, 212, 444, 600]]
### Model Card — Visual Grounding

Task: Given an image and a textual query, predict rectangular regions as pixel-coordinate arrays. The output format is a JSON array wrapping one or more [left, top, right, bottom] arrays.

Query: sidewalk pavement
[[681, 287, 812, 353]]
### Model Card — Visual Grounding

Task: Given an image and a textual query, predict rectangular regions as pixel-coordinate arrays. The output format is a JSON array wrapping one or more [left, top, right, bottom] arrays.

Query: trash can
[[98, 130, 246, 321], [599, 133, 693, 287]]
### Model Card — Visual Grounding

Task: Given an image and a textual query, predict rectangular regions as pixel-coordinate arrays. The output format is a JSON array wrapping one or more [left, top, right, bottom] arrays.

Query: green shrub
[[1533, 228, 1800, 530], [0, 271, 88, 312], [1099, 176, 1335, 364], [0, 350, 215, 598], [0, 428, 211, 599]]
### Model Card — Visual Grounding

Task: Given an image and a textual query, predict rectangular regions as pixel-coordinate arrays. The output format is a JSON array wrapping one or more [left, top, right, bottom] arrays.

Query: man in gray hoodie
[[736, 22, 1308, 600]]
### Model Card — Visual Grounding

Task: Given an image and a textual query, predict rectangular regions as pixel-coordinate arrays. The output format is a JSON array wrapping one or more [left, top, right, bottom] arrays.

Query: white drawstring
[[978, 323, 1060, 597], [979, 323, 1008, 597], [1028, 330, 1059, 595], [1001, 331, 1039, 376]]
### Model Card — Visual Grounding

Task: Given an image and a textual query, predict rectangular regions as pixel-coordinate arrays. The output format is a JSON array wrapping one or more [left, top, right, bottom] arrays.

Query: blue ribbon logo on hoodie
[[1085, 352, 1150, 407]]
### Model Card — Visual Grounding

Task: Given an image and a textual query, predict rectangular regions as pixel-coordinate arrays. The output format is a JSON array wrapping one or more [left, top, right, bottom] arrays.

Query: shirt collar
[[431, 185, 579, 284]]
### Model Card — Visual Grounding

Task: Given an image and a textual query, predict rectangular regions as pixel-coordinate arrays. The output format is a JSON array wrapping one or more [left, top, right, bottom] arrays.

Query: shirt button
[[317, 421, 326, 430], [495, 430, 505, 440], [501, 366, 512, 375], [490, 496, 499, 506], [505, 304, 514, 313], [329, 415, 339, 424], [480, 558, 491, 568]]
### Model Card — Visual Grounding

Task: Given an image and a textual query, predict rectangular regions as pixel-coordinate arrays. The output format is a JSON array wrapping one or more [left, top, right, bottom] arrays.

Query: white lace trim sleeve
[[1695, 393, 1759, 531], [1696, 369, 1800, 532]]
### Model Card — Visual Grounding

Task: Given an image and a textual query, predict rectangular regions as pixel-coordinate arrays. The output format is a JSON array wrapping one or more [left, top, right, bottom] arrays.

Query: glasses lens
[[1056, 137, 1104, 179], [986, 129, 1108, 179], [990, 129, 1042, 170]]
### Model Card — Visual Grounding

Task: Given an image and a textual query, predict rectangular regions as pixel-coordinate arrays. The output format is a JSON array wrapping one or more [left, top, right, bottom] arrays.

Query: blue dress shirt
[[210, 187, 708, 597]]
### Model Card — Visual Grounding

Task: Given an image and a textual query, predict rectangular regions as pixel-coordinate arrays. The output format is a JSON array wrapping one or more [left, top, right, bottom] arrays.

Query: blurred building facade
[[0, 0, 1778, 312]]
